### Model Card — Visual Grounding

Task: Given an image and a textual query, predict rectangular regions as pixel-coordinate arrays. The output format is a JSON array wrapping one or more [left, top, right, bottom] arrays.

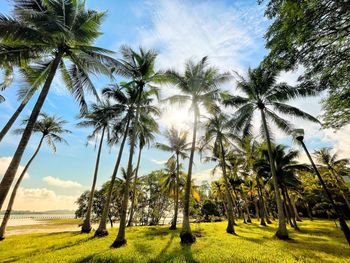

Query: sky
[[0, 0, 349, 211]]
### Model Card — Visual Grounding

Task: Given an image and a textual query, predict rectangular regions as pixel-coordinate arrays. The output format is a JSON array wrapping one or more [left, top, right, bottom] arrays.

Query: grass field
[[0, 219, 349, 262]]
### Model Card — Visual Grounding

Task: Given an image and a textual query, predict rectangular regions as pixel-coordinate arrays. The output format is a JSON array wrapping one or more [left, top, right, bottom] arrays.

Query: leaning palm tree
[[110, 46, 161, 248], [0, 113, 70, 240], [314, 148, 350, 210], [201, 112, 237, 234], [0, 0, 117, 209], [127, 111, 159, 227], [223, 65, 319, 239], [162, 57, 231, 243], [154, 127, 190, 230], [77, 101, 116, 233]]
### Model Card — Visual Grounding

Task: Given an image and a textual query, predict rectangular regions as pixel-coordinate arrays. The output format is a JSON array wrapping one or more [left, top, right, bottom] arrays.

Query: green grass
[[0, 219, 349, 262]]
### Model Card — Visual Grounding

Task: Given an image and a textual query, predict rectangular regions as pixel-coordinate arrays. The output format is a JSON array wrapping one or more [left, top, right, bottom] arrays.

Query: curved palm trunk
[[260, 109, 288, 239], [285, 187, 299, 230], [290, 196, 302, 222], [127, 145, 143, 227], [180, 111, 198, 244], [95, 118, 131, 237], [112, 91, 142, 248], [220, 141, 235, 234], [0, 95, 32, 142], [0, 135, 44, 240], [170, 153, 180, 230], [0, 52, 63, 210], [82, 126, 106, 233]]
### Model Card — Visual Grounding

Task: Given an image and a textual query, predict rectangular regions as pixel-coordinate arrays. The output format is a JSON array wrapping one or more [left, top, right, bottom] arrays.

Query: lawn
[[0, 219, 349, 263]]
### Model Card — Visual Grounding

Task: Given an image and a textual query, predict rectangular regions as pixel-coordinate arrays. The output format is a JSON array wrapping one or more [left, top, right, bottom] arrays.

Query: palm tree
[[94, 84, 140, 237], [201, 113, 237, 234], [314, 148, 350, 210], [155, 127, 190, 230], [0, 113, 70, 240], [0, 0, 117, 209], [108, 46, 160, 247], [255, 144, 308, 230], [77, 101, 116, 233], [162, 57, 230, 243], [127, 111, 159, 227], [223, 65, 319, 239]]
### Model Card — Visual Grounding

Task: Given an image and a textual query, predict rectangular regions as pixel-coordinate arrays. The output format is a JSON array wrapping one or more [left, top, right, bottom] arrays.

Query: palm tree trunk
[[112, 90, 142, 248], [291, 196, 302, 222], [244, 197, 252, 223], [180, 110, 198, 244], [260, 108, 288, 239], [82, 126, 106, 233], [95, 118, 131, 237], [305, 202, 313, 221], [127, 145, 143, 227], [0, 135, 44, 240], [170, 153, 180, 230], [0, 52, 63, 210], [220, 140, 235, 234], [0, 94, 31, 142], [257, 184, 267, 226], [285, 187, 299, 230]]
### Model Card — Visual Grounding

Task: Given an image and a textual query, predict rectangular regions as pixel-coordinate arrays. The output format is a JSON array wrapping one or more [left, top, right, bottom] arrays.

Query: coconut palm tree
[[0, 0, 117, 209], [0, 113, 70, 240], [314, 148, 350, 210], [94, 84, 140, 237], [155, 127, 190, 230], [223, 65, 319, 239], [77, 101, 117, 233], [127, 111, 159, 227], [201, 112, 237, 234], [162, 57, 231, 243], [255, 144, 309, 230], [106, 46, 161, 247]]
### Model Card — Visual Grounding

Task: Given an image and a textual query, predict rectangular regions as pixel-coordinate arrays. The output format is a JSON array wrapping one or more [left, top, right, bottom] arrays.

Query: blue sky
[[0, 0, 346, 211]]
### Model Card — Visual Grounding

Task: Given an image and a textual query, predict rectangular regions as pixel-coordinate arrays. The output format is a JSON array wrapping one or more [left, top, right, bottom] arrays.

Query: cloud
[[7, 187, 77, 211], [150, 159, 168, 165], [0, 157, 30, 181], [193, 168, 222, 185], [139, 0, 267, 72], [43, 176, 82, 189]]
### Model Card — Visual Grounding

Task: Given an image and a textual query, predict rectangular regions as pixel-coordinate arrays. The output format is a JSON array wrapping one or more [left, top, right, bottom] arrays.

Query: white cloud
[[8, 187, 77, 211], [150, 158, 168, 165], [43, 176, 82, 189], [0, 157, 30, 181], [193, 168, 222, 185]]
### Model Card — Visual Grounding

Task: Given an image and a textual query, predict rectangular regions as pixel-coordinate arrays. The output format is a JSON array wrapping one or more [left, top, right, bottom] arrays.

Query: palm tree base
[[169, 225, 177, 230], [94, 229, 109, 237], [226, 227, 236, 235], [180, 231, 196, 244], [111, 238, 127, 248], [266, 218, 272, 224], [247, 218, 252, 223], [274, 229, 289, 240], [0, 236, 4, 241], [81, 224, 92, 234]]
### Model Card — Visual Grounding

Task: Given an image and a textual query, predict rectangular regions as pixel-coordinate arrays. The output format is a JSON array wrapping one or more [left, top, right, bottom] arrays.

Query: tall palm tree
[[163, 57, 230, 243], [223, 65, 319, 239], [255, 144, 308, 230], [127, 111, 159, 227], [314, 148, 350, 210], [77, 101, 116, 233], [0, 113, 70, 240], [155, 127, 190, 230], [94, 84, 140, 237], [0, 0, 117, 209], [109, 46, 161, 247], [201, 113, 237, 234]]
